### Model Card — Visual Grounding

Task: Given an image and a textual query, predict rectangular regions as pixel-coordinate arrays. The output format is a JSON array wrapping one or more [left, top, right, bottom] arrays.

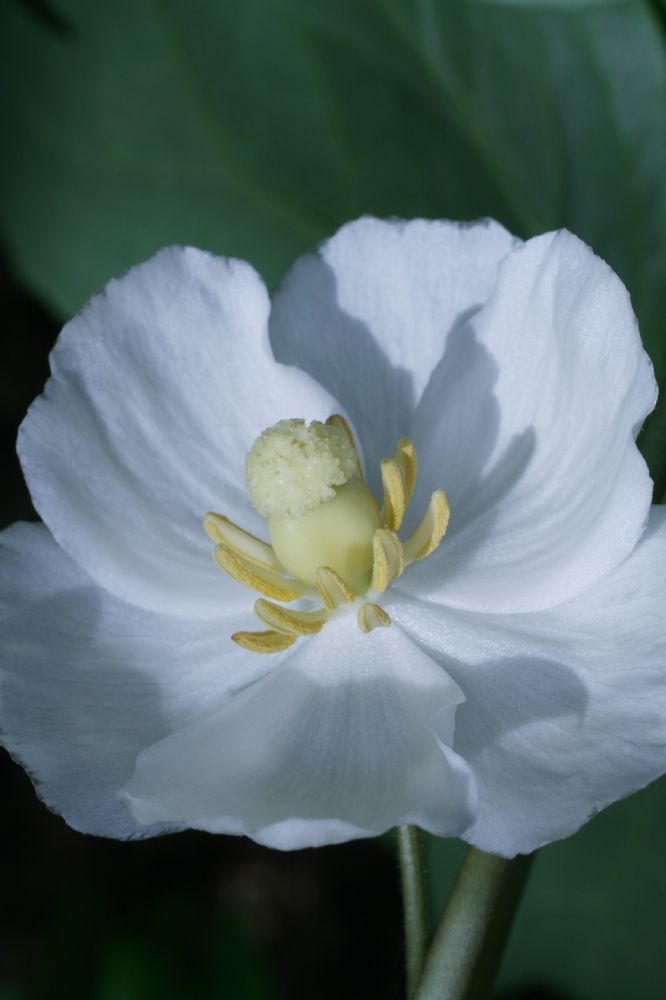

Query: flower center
[[245, 418, 379, 595], [204, 415, 449, 653]]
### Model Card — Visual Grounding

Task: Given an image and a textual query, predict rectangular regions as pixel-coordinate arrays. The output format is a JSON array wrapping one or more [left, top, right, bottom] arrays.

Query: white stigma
[[245, 418, 358, 520]]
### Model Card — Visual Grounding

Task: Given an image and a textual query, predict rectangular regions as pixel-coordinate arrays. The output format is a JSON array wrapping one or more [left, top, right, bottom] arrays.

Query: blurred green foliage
[[425, 774, 666, 1000], [2, 886, 281, 1000], [1, 1, 666, 998], [2, 0, 666, 381]]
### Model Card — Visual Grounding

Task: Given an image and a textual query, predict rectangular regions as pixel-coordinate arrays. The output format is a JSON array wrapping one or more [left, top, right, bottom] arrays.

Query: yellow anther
[[213, 545, 306, 603], [394, 437, 417, 507], [254, 599, 328, 636], [380, 457, 406, 531], [357, 602, 391, 633], [370, 528, 405, 593], [316, 566, 354, 611], [403, 490, 450, 563], [204, 512, 282, 572], [380, 437, 417, 530], [326, 414, 364, 480], [232, 629, 297, 653]]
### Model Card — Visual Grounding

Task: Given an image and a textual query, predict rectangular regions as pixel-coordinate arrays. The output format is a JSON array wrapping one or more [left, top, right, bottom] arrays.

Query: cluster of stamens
[[203, 415, 449, 653]]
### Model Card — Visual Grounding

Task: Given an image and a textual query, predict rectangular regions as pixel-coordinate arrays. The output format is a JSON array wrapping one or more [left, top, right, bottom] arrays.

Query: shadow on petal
[[407, 319, 537, 568], [123, 620, 477, 848], [447, 655, 589, 760], [270, 256, 538, 573], [271, 257, 419, 495]]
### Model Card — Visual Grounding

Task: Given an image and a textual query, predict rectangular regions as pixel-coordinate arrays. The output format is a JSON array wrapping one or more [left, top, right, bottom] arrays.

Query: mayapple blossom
[[1, 217, 665, 856]]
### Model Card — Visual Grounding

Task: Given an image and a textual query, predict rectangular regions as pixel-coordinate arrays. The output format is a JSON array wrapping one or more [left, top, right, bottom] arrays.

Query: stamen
[[254, 598, 329, 636], [232, 629, 298, 653], [326, 414, 364, 480], [380, 436, 417, 530], [204, 512, 282, 572], [213, 545, 307, 602], [357, 602, 391, 633], [403, 490, 450, 563], [380, 458, 406, 531], [394, 437, 417, 507], [316, 566, 354, 611], [370, 528, 405, 593]]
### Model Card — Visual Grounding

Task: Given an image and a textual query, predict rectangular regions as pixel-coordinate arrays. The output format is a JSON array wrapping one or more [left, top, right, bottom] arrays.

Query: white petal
[[19, 247, 339, 618], [391, 506, 666, 856], [270, 216, 518, 492], [123, 614, 477, 849], [403, 229, 657, 612], [0, 522, 277, 838]]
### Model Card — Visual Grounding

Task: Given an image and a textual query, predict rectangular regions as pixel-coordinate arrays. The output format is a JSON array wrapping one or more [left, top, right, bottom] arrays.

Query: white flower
[[1, 218, 665, 856]]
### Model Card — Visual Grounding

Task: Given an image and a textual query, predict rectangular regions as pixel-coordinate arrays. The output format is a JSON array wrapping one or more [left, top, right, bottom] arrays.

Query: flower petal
[[18, 247, 339, 618], [391, 505, 666, 856], [0, 522, 277, 838], [269, 216, 518, 492], [403, 229, 657, 612], [122, 614, 477, 848]]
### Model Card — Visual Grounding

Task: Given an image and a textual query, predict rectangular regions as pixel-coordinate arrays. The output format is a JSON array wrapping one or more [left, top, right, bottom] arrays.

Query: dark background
[[2, 1, 666, 997]]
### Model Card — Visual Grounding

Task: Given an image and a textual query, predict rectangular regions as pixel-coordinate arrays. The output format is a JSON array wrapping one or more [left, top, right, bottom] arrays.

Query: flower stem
[[414, 847, 534, 1000], [398, 825, 429, 998]]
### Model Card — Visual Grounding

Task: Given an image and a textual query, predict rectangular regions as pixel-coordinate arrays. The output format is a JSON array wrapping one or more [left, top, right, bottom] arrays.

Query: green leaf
[[2, 0, 666, 476], [424, 776, 666, 1000]]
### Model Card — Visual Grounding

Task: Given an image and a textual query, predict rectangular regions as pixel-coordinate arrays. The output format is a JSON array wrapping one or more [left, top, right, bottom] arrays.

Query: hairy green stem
[[414, 847, 534, 1000], [398, 825, 429, 998]]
